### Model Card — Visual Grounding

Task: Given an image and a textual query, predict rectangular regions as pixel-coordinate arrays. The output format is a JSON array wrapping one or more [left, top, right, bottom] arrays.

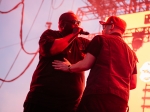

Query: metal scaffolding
[[76, 0, 150, 21], [76, 0, 150, 51]]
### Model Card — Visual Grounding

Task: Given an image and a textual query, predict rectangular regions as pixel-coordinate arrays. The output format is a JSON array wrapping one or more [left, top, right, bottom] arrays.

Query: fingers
[[52, 59, 71, 72], [63, 58, 70, 63], [52, 65, 59, 69], [52, 62, 68, 72], [63, 58, 68, 61], [52, 60, 64, 66], [63, 58, 71, 65], [52, 60, 65, 69], [52, 63, 62, 70], [52, 60, 61, 69]]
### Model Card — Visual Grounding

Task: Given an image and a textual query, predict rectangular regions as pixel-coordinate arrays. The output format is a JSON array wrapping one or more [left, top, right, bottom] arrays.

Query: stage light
[[139, 61, 150, 82], [144, 14, 150, 24], [45, 22, 52, 29], [132, 32, 144, 52]]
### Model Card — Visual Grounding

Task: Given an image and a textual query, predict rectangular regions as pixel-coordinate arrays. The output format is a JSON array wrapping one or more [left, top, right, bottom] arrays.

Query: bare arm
[[130, 74, 137, 90], [70, 53, 95, 72], [52, 53, 96, 72], [50, 27, 81, 55]]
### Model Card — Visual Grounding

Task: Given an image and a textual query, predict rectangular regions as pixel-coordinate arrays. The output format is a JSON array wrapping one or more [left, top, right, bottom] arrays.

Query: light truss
[[77, 0, 150, 21]]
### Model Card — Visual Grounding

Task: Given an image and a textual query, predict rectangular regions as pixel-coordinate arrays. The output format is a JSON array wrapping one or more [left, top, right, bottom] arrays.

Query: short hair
[[59, 11, 78, 22]]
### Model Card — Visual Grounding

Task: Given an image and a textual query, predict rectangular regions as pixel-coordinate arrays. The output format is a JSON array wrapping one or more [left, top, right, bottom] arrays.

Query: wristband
[[68, 65, 72, 72]]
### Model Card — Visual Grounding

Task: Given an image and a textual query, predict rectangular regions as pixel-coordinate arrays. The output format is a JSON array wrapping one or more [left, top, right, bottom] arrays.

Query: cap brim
[[99, 21, 106, 25]]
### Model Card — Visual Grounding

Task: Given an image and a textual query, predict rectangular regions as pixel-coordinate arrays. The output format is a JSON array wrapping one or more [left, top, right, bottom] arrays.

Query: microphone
[[80, 30, 90, 35]]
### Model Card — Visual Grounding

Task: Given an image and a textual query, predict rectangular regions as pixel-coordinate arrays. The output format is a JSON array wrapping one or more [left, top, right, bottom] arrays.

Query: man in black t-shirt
[[52, 16, 138, 112], [23, 12, 90, 112]]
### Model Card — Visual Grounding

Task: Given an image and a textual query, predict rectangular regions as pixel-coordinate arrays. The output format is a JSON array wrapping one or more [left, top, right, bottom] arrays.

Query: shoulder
[[40, 29, 60, 38], [131, 50, 138, 62], [92, 35, 104, 42], [42, 29, 59, 35], [76, 37, 90, 43]]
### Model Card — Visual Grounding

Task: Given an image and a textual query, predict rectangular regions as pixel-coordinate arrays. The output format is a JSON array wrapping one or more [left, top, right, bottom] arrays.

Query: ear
[[59, 20, 66, 28], [58, 21, 64, 31], [60, 21, 64, 28]]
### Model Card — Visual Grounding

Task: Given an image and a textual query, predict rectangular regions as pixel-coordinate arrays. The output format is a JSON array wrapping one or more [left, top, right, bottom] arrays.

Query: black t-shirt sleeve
[[39, 30, 55, 57], [132, 51, 138, 75], [87, 35, 103, 58], [132, 64, 137, 74]]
